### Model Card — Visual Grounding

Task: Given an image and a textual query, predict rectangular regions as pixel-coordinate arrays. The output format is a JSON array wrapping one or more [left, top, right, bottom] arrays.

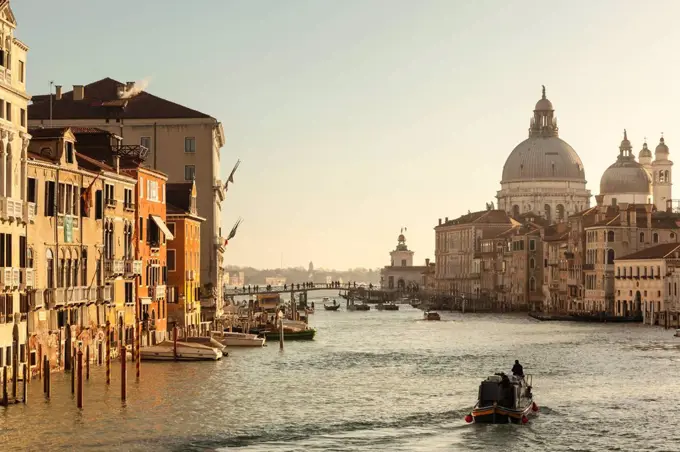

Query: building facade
[[166, 181, 205, 336], [380, 232, 428, 290], [28, 78, 227, 320]]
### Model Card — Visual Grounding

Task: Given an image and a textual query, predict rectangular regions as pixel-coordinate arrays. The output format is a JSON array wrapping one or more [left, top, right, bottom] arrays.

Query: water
[[1, 290, 679, 451]]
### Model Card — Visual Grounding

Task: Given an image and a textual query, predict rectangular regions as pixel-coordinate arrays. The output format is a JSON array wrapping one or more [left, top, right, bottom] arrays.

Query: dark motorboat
[[424, 311, 440, 321], [382, 302, 399, 311], [324, 303, 340, 311], [467, 373, 538, 424]]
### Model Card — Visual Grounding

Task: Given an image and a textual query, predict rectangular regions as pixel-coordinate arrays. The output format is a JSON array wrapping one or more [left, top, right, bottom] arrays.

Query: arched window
[[530, 258, 535, 269], [27, 248, 33, 268], [665, 170, 670, 183], [650, 266, 654, 278], [512, 205, 520, 218], [653, 232, 659, 244], [607, 231, 614, 242], [616, 267, 620, 277], [556, 204, 565, 222], [529, 277, 536, 292], [640, 232, 645, 243], [607, 249, 615, 265], [81, 249, 88, 286], [544, 204, 552, 224], [659, 170, 665, 182], [46, 249, 54, 288]]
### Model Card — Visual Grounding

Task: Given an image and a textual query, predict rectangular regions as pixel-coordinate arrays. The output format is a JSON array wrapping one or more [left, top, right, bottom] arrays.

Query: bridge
[[224, 283, 377, 297]]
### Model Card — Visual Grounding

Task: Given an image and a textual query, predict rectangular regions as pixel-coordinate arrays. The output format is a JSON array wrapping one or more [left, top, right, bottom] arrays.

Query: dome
[[639, 141, 652, 159], [535, 98, 553, 111], [600, 160, 652, 194], [398, 234, 405, 242], [656, 136, 669, 154], [501, 136, 586, 182]]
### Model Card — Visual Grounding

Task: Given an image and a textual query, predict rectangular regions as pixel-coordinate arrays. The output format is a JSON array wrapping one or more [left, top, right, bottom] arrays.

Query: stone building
[[380, 232, 428, 290], [496, 86, 591, 221], [542, 222, 570, 313]]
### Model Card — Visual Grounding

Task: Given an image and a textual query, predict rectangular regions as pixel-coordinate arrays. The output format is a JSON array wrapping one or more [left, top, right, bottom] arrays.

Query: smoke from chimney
[[118, 77, 151, 99]]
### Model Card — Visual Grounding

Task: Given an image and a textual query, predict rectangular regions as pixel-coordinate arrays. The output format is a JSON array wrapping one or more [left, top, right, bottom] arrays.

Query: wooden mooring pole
[[45, 358, 51, 399], [70, 345, 75, 395], [136, 321, 141, 380], [86, 345, 90, 380], [279, 316, 284, 351], [105, 321, 111, 385], [98, 341, 103, 366], [2, 366, 8, 406], [173, 327, 178, 361], [22, 364, 27, 404], [76, 348, 83, 409], [120, 343, 127, 402]]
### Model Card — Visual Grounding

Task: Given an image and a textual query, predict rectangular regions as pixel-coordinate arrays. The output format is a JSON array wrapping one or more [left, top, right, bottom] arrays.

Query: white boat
[[217, 331, 266, 347], [140, 340, 223, 361]]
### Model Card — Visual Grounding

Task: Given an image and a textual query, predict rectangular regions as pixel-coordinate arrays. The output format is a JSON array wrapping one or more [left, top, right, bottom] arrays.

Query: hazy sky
[[14, 0, 680, 270]]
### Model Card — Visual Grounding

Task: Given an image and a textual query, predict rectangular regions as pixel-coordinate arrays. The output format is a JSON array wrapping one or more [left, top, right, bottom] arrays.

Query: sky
[[13, 0, 680, 270]]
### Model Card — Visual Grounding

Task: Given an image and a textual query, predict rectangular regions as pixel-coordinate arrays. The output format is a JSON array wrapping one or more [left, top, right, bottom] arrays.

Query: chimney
[[619, 203, 629, 226], [438, 218, 442, 226], [126, 81, 135, 90], [595, 194, 604, 207], [73, 85, 84, 101], [117, 85, 125, 99], [645, 203, 653, 228], [55, 85, 62, 100], [113, 154, 120, 174], [445, 217, 449, 223], [425, 258, 430, 266]]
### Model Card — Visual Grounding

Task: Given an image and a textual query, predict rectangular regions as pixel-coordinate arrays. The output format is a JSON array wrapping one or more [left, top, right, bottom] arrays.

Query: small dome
[[656, 136, 669, 154], [639, 141, 652, 159], [600, 160, 652, 195], [398, 234, 405, 242], [535, 98, 554, 111]]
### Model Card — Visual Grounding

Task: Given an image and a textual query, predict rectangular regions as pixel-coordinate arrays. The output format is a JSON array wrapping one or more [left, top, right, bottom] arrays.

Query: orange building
[[120, 164, 173, 344], [166, 181, 205, 335]]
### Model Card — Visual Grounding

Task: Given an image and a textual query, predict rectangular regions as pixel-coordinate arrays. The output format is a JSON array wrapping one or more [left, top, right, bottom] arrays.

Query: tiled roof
[[617, 243, 680, 260], [439, 209, 516, 227], [29, 78, 213, 120], [75, 152, 114, 172], [589, 209, 680, 229], [29, 127, 70, 139]]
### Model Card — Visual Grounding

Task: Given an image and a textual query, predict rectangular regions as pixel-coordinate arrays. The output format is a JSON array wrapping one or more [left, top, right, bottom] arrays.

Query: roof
[[502, 136, 586, 183], [75, 152, 114, 172], [29, 78, 214, 121], [438, 210, 518, 228], [617, 243, 680, 261], [29, 127, 70, 139], [166, 182, 193, 213], [589, 207, 680, 229]]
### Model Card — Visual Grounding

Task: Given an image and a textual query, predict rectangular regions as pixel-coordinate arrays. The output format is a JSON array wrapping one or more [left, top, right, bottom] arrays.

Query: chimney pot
[[117, 85, 125, 98], [126, 81, 135, 90], [73, 85, 84, 101], [55, 85, 62, 100], [438, 218, 442, 225], [445, 217, 449, 222]]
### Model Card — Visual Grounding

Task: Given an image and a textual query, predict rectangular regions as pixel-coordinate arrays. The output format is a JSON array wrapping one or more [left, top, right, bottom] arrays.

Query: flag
[[224, 160, 241, 190], [81, 172, 101, 216], [225, 218, 243, 245]]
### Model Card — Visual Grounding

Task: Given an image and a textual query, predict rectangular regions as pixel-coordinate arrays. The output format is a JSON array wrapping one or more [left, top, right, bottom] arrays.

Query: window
[[167, 222, 176, 237], [530, 258, 535, 269], [529, 277, 536, 291], [184, 165, 195, 181], [125, 282, 134, 305], [81, 250, 87, 286], [20, 109, 25, 128], [27, 178, 36, 204], [139, 217, 144, 241], [141, 136, 151, 150], [168, 250, 176, 272], [147, 180, 158, 201], [5, 102, 10, 122], [640, 232, 645, 243], [57, 183, 65, 214], [653, 232, 659, 244], [44, 181, 55, 216], [124, 188, 134, 209], [529, 240, 536, 251], [184, 137, 196, 153], [95, 190, 103, 219], [105, 184, 115, 206], [607, 231, 614, 242], [65, 141, 74, 163], [19, 236, 26, 269], [18, 60, 24, 83], [401, 259, 406, 267]]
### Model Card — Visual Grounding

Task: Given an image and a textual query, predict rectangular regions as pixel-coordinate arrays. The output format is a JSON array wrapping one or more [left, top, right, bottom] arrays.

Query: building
[[264, 277, 286, 287], [380, 232, 429, 290], [542, 222, 570, 313], [226, 271, 245, 287], [496, 87, 591, 221], [0, 0, 30, 380], [26, 127, 113, 372], [166, 181, 205, 336], [599, 132, 653, 207], [434, 210, 518, 298], [614, 243, 680, 325], [28, 78, 227, 319]]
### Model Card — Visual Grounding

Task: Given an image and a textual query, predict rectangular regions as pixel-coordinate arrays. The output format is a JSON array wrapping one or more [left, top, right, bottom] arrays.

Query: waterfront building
[[226, 271, 245, 287], [542, 222, 570, 313], [28, 78, 227, 321], [265, 276, 286, 286], [0, 0, 30, 379], [380, 232, 429, 290], [496, 87, 591, 221], [434, 210, 518, 298], [614, 243, 680, 325], [26, 128, 110, 371], [166, 181, 206, 336]]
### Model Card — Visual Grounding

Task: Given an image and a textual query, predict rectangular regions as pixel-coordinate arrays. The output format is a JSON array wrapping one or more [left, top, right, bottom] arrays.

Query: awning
[[151, 215, 174, 240]]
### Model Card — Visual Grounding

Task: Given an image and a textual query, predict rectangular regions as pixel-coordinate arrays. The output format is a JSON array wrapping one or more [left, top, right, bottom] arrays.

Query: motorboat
[[263, 320, 316, 341], [140, 340, 223, 361], [424, 311, 440, 321], [217, 331, 266, 347], [383, 302, 399, 311], [674, 329, 680, 338], [347, 302, 370, 311], [467, 373, 538, 424], [184, 336, 229, 353]]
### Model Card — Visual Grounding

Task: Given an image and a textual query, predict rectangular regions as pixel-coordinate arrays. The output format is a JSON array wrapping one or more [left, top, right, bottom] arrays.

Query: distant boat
[[674, 329, 680, 338], [383, 302, 399, 311], [424, 311, 440, 321], [324, 300, 340, 311], [140, 341, 223, 361]]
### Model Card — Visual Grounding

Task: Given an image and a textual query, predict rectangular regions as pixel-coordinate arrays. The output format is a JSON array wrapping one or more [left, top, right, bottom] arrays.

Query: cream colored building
[[380, 232, 428, 290], [28, 78, 227, 319], [0, 1, 30, 377], [496, 87, 591, 222], [614, 243, 680, 324]]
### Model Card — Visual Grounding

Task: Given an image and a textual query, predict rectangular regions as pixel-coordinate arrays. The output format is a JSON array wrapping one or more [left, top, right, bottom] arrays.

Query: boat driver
[[512, 360, 524, 378]]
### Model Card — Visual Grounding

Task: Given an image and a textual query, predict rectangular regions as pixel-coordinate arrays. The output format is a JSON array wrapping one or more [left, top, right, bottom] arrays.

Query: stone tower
[[390, 231, 414, 267], [652, 136, 673, 211]]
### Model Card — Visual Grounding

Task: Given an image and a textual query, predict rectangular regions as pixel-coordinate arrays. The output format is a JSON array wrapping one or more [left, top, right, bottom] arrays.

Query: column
[[0, 139, 5, 198]]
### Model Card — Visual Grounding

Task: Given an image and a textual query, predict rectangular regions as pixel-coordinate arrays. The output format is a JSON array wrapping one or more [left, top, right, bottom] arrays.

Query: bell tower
[[652, 135, 673, 211], [390, 230, 414, 267]]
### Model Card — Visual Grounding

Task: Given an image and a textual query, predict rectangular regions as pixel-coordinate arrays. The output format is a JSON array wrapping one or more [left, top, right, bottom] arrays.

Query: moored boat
[[424, 311, 440, 321], [674, 329, 680, 338], [217, 331, 266, 347], [383, 302, 399, 311], [263, 328, 316, 341], [466, 373, 538, 424], [184, 336, 229, 353], [140, 341, 223, 361]]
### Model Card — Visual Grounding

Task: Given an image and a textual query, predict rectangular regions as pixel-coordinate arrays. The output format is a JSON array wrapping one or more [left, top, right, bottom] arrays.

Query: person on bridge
[[512, 360, 524, 378]]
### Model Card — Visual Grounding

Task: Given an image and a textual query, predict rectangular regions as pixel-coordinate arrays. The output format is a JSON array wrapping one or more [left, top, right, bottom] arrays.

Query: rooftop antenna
[[49, 80, 54, 127]]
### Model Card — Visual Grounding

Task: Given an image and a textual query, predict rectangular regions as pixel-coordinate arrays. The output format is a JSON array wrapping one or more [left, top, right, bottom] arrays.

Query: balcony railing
[[65, 287, 87, 305], [29, 290, 44, 310], [104, 259, 125, 278], [123, 202, 135, 212], [24, 201, 36, 223], [105, 198, 117, 208], [1, 267, 12, 287], [0, 197, 23, 221], [582, 264, 594, 271], [150, 285, 166, 301], [12, 268, 19, 287], [22, 268, 35, 289], [87, 287, 97, 303], [125, 259, 142, 275], [55, 288, 66, 306], [97, 285, 112, 303]]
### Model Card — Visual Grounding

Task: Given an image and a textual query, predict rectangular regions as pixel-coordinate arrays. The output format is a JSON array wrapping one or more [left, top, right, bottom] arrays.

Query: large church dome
[[501, 86, 586, 183], [600, 131, 652, 195]]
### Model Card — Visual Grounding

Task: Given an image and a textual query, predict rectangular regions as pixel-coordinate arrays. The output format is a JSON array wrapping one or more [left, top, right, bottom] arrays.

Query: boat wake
[[169, 408, 471, 450]]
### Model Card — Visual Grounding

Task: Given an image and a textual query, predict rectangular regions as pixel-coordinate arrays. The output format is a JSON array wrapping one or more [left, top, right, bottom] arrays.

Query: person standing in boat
[[512, 360, 524, 378]]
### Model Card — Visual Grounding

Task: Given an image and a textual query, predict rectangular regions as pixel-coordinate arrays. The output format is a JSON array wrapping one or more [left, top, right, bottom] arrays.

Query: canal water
[[1, 290, 679, 451]]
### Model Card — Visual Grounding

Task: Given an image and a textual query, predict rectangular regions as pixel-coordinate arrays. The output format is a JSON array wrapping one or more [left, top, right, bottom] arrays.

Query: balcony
[[97, 286, 112, 303], [150, 285, 166, 301], [125, 259, 142, 275], [24, 202, 36, 223], [582, 264, 594, 271], [213, 178, 225, 202], [86, 287, 97, 303], [0, 267, 12, 287], [123, 202, 136, 212], [29, 290, 44, 310], [11, 268, 19, 287], [66, 287, 86, 305], [104, 259, 125, 278], [22, 268, 35, 289], [105, 198, 117, 209], [214, 235, 225, 247], [0, 197, 23, 221], [55, 288, 66, 307]]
